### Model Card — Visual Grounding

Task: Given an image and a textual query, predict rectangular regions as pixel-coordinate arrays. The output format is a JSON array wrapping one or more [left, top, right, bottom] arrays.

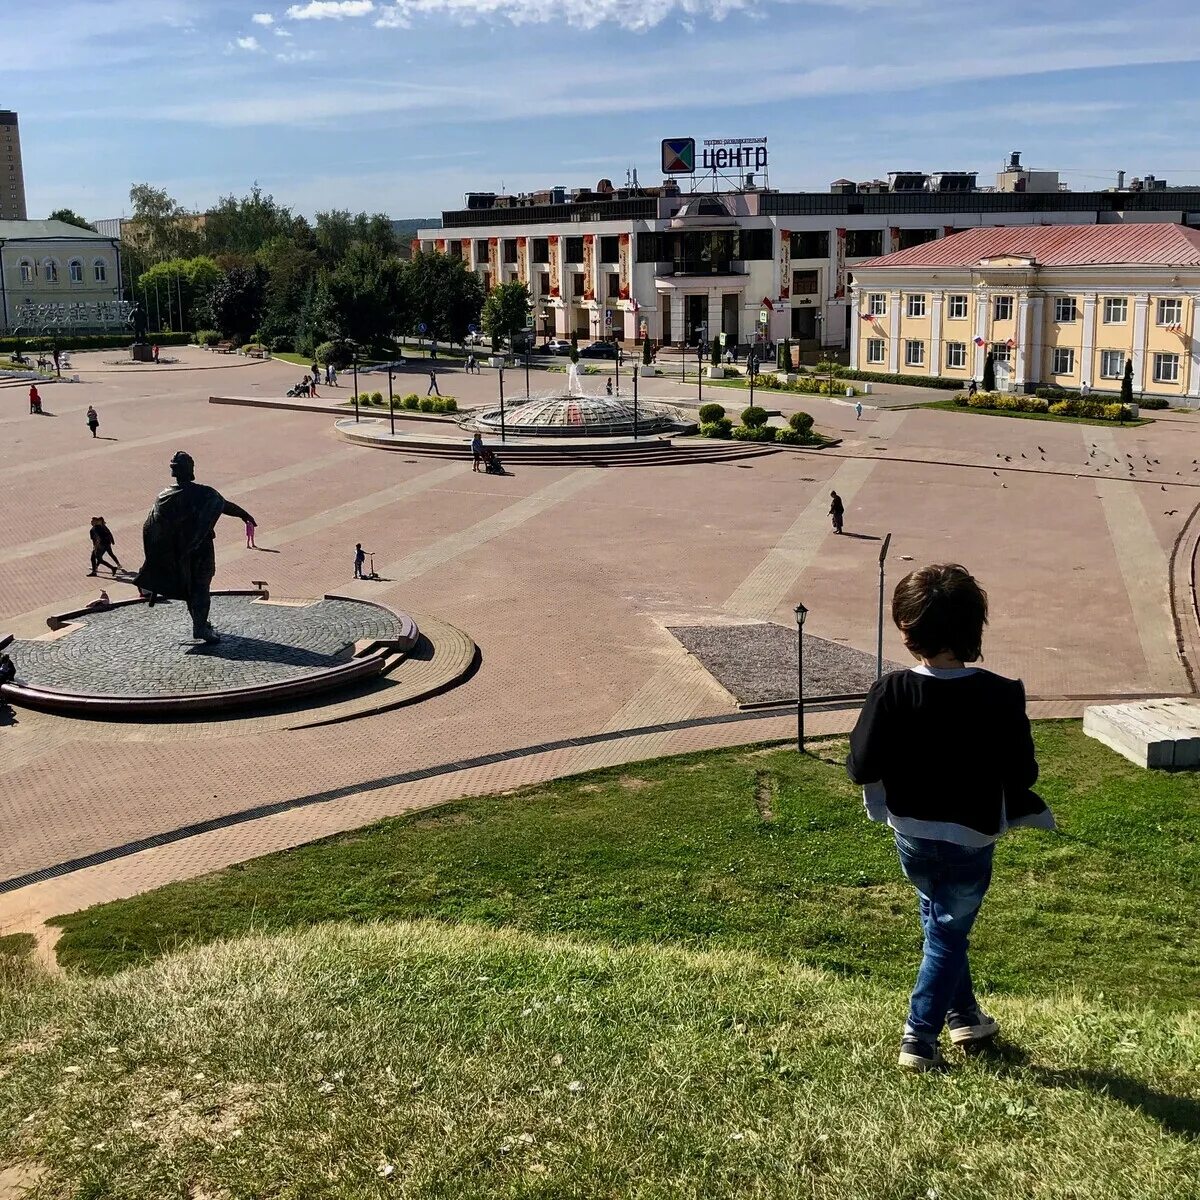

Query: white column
[[1027, 296, 1044, 385], [888, 290, 901, 372], [1188, 296, 1200, 403], [670, 292, 685, 347], [1081, 293, 1097, 389], [707, 290, 721, 346], [1132, 293, 1149, 387], [849, 294, 861, 370], [1014, 295, 1030, 387], [973, 293, 988, 379], [929, 293, 944, 378]]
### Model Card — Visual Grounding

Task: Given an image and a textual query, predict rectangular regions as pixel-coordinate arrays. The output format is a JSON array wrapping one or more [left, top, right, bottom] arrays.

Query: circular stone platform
[[1, 592, 419, 717]]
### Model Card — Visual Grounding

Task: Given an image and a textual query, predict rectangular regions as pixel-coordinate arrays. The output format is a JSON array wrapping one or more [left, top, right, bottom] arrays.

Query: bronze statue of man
[[135, 451, 256, 644]]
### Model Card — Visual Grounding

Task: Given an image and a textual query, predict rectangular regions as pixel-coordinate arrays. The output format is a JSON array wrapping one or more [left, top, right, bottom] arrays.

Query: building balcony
[[653, 260, 750, 278]]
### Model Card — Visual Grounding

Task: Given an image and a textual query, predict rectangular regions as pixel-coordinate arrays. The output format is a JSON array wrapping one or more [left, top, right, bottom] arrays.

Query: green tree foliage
[[48, 207, 92, 230], [208, 263, 268, 341], [314, 211, 398, 267], [128, 183, 203, 261], [136, 257, 221, 331], [481, 280, 530, 350], [405, 251, 484, 344], [257, 236, 320, 349], [323, 241, 407, 349], [205, 186, 308, 258]]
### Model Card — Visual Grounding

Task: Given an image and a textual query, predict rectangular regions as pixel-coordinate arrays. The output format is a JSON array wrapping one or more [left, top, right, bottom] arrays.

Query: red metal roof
[[857, 223, 1200, 269]]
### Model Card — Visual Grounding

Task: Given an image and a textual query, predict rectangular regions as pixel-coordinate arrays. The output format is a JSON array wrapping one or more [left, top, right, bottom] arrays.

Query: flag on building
[[974, 336, 986, 346]]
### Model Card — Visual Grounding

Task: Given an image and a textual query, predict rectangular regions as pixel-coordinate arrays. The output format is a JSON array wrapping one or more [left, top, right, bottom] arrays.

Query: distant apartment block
[[0, 111, 27, 221]]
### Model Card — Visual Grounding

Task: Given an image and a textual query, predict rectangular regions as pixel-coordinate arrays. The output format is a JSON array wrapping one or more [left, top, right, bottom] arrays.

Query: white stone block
[[1083, 698, 1200, 769]]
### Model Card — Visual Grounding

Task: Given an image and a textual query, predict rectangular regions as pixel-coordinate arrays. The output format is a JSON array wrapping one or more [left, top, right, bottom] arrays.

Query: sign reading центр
[[702, 138, 768, 172]]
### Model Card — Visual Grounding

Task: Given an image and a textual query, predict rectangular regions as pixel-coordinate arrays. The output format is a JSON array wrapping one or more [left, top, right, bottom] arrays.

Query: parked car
[[539, 338, 572, 355], [464, 331, 487, 346], [579, 341, 619, 360]]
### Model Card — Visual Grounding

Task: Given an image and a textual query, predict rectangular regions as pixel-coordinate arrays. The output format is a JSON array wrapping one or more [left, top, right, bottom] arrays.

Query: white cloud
[[233, 34, 263, 49], [276, 47, 318, 60], [373, 0, 760, 31], [287, 0, 374, 18], [251, 11, 275, 23], [274, 24, 293, 34]]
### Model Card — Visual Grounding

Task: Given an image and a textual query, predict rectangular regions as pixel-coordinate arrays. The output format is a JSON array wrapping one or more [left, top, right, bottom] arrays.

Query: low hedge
[[1049, 399, 1132, 421], [731, 424, 775, 442], [0, 332, 192, 352], [700, 417, 733, 439], [955, 392, 1050, 414], [195, 330, 221, 347], [836, 367, 962, 390], [1139, 397, 1170, 410]]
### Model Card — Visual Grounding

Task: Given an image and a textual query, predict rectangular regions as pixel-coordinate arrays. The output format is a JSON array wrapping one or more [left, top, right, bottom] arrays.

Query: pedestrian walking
[[53, 346, 61, 374], [427, 369, 440, 397], [245, 518, 258, 549], [967, 379, 978, 398], [28, 384, 42, 414], [325, 363, 334, 386], [855, 401, 863, 421], [846, 563, 1051, 1072], [1080, 381, 1091, 398], [152, 343, 160, 364], [88, 516, 121, 576], [829, 489, 845, 535], [606, 377, 613, 395], [309, 373, 320, 399], [86, 405, 99, 438], [471, 431, 484, 473], [311, 361, 320, 385], [353, 542, 370, 579]]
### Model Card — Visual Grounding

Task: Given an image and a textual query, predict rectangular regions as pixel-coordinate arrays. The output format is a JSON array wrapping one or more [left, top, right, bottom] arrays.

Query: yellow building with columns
[[849, 224, 1200, 402]]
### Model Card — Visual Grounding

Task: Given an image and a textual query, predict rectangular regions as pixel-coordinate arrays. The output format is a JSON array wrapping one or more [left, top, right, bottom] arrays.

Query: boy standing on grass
[[846, 564, 1053, 1072]]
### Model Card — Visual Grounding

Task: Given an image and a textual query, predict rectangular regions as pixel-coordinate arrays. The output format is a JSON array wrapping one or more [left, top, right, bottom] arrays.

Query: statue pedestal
[[130, 342, 154, 363]]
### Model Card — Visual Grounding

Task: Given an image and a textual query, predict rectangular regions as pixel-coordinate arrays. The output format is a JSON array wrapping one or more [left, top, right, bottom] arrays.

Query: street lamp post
[[498, 361, 506, 443], [748, 352, 757, 410], [525, 342, 531, 399], [351, 345, 360, 423], [632, 360, 639, 440], [794, 602, 808, 753], [697, 341, 704, 408], [876, 533, 892, 680], [387, 364, 396, 437]]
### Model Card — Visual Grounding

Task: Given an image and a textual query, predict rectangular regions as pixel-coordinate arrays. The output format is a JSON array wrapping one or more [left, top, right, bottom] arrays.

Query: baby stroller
[[286, 378, 311, 398], [481, 446, 505, 475]]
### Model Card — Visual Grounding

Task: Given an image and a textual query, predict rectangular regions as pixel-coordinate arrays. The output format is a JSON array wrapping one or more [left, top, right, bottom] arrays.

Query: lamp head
[[794, 602, 808, 627]]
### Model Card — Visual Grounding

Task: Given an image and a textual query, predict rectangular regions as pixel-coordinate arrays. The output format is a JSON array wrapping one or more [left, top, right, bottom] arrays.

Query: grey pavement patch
[[7, 596, 405, 697], [669, 622, 903, 704]]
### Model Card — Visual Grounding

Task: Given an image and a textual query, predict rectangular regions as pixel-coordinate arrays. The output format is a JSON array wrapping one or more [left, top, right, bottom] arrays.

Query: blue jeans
[[894, 833, 994, 1042]]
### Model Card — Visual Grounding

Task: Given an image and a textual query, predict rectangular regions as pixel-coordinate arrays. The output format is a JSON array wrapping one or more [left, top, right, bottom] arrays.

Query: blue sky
[[9, 0, 1200, 221]]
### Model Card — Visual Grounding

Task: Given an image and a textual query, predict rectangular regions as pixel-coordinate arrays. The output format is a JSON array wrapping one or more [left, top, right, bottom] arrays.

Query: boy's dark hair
[[892, 563, 988, 662]]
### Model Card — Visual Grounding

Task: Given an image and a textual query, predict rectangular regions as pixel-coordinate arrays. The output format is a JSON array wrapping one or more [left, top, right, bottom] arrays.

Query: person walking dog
[[846, 564, 1052, 1072]]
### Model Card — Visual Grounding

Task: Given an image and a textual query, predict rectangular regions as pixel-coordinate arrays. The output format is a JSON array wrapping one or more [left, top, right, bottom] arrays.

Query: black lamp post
[[498, 360, 506, 443], [525, 341, 531, 399], [795, 602, 808, 753], [632, 361, 639, 440], [697, 340, 704, 408], [748, 352, 757, 409], [387, 364, 395, 437], [351, 343, 360, 423]]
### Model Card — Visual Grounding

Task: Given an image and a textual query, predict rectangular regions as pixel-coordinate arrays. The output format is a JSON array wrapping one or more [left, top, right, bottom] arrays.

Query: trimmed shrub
[[440, 397, 458, 413], [954, 392, 970, 406], [1139, 397, 1170, 410], [837, 367, 962, 390], [774, 427, 801, 445], [731, 424, 775, 442], [314, 340, 353, 369], [1103, 403, 1127, 421], [419, 397, 436, 412], [698, 402, 726, 424], [788, 411, 814, 436], [741, 405, 769, 428], [371, 391, 384, 404], [195, 329, 221, 347], [402, 395, 420, 410], [700, 417, 733, 439]]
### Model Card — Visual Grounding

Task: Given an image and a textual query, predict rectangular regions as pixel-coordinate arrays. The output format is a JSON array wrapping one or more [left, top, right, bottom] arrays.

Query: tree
[[323, 241, 407, 349], [982, 351, 995, 392], [136, 256, 222, 331], [204, 186, 308, 258], [1121, 359, 1134, 409], [128, 183, 202, 261], [481, 280, 530, 350], [48, 207, 92, 230], [404, 251, 484, 344], [315, 210, 397, 267], [257, 236, 320, 349], [208, 263, 267, 342]]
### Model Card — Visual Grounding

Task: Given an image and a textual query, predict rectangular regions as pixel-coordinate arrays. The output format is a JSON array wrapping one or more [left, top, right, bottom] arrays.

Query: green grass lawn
[[4, 722, 1199, 1197], [51, 723, 1200, 1011], [922, 398, 1153, 427]]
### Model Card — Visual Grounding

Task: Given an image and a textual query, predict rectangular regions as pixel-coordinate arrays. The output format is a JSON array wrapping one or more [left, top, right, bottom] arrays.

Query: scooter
[[362, 553, 381, 581]]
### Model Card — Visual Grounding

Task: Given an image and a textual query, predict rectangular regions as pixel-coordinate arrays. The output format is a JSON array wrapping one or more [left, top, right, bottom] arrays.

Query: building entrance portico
[[655, 277, 749, 346]]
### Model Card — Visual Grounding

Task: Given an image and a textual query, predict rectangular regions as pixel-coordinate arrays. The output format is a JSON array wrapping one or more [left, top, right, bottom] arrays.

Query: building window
[[866, 338, 885, 364], [1100, 349, 1126, 378], [868, 292, 887, 316], [1052, 347, 1075, 375], [475, 239, 489, 261], [1154, 352, 1180, 383], [1053, 297, 1078, 323], [18, 258, 33, 282], [572, 272, 585, 298], [68, 259, 83, 283], [538, 273, 550, 297], [945, 342, 967, 369], [1103, 297, 1127, 324], [532, 237, 549, 264], [906, 294, 926, 318], [599, 235, 620, 263], [565, 235, 585, 263], [480, 272, 491, 291], [790, 230, 828, 259], [792, 270, 819, 296], [990, 343, 1012, 363], [947, 294, 968, 320], [502, 239, 518, 265], [42, 258, 58, 283], [905, 339, 925, 367], [1157, 298, 1184, 326], [607, 272, 620, 299], [993, 295, 1013, 321], [844, 229, 883, 257]]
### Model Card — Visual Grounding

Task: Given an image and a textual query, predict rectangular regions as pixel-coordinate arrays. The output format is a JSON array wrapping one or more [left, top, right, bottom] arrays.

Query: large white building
[[0, 219, 125, 333], [418, 156, 1200, 352]]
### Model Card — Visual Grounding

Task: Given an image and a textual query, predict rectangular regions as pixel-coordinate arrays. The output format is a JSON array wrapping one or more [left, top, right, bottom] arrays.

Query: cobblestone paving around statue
[[7, 596, 405, 695]]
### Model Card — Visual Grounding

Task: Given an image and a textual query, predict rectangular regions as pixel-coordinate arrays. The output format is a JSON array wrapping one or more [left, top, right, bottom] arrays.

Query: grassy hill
[[1, 723, 1198, 1196]]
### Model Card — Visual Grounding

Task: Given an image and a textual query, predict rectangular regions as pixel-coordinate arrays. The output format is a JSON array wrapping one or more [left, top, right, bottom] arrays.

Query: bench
[[215, 342, 236, 354], [245, 347, 268, 359]]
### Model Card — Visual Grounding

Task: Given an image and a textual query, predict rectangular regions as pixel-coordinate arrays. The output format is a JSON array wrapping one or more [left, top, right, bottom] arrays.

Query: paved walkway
[[2, 348, 1199, 937]]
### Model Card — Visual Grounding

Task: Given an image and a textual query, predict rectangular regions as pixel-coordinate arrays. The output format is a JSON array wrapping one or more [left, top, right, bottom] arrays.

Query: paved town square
[[2, 347, 1196, 937]]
